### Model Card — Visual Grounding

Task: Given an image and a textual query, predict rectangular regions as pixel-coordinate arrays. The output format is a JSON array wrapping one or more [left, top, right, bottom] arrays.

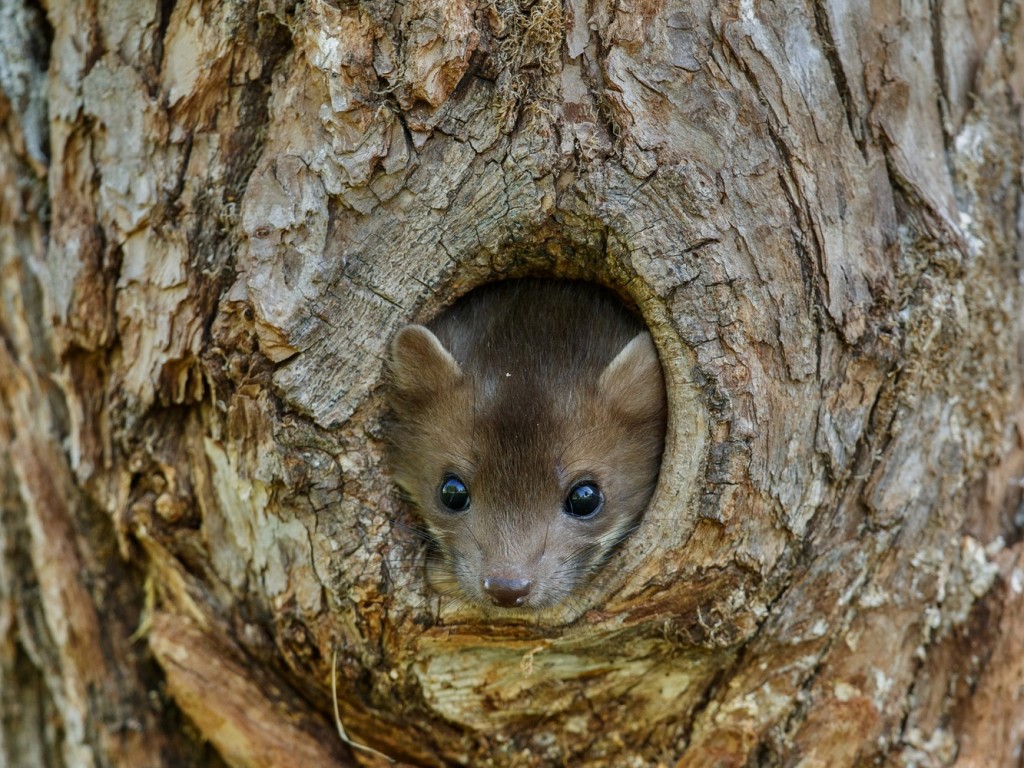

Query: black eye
[[438, 475, 470, 512], [565, 482, 603, 518]]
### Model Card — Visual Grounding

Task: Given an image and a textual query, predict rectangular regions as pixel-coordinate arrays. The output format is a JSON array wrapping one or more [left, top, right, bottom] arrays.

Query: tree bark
[[2, 0, 1023, 766]]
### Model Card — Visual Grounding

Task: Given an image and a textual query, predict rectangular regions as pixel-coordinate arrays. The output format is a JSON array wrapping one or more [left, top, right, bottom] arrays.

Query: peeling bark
[[2, 0, 1023, 766]]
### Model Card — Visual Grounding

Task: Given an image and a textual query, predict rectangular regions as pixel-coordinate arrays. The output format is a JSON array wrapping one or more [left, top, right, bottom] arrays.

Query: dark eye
[[565, 482, 603, 518], [438, 475, 470, 512]]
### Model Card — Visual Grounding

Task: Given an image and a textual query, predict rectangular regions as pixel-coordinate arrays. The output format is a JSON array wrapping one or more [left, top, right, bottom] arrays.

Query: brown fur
[[388, 279, 667, 612]]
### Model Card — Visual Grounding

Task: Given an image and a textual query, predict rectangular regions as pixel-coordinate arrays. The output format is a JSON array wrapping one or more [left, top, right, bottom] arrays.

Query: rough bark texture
[[2, 0, 1023, 766]]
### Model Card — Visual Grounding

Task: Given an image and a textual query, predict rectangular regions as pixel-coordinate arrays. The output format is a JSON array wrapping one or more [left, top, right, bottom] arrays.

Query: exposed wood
[[1, 0, 1023, 766], [149, 612, 354, 768]]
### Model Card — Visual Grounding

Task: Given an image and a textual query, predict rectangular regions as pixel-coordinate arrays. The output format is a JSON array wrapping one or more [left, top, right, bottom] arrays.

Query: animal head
[[388, 322, 666, 613]]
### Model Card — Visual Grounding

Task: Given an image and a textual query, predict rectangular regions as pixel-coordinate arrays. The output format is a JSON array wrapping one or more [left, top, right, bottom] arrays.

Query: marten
[[388, 279, 666, 613]]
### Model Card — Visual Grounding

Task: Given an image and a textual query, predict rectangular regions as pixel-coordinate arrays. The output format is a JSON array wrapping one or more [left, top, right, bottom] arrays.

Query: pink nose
[[482, 576, 532, 607]]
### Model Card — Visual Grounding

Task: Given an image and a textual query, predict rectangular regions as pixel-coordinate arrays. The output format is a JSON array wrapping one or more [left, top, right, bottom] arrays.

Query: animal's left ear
[[598, 331, 667, 424]]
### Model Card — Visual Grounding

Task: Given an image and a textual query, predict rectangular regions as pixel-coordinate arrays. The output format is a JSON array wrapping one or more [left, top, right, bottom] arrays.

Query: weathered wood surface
[[1, 0, 1023, 765]]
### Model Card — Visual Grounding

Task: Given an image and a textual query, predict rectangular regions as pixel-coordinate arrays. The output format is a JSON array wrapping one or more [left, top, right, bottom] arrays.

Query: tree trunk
[[2, 0, 1022, 765]]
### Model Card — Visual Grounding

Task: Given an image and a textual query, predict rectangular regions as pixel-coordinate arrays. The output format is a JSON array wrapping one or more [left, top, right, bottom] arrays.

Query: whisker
[[392, 519, 440, 544], [458, 518, 483, 556]]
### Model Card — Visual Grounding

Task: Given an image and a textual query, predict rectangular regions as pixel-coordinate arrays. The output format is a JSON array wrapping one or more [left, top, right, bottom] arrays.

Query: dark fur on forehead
[[429, 279, 644, 388]]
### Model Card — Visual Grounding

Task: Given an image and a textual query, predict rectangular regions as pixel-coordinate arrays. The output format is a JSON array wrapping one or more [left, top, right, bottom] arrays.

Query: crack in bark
[[811, 1, 866, 160], [929, 0, 959, 193], [154, 0, 175, 77]]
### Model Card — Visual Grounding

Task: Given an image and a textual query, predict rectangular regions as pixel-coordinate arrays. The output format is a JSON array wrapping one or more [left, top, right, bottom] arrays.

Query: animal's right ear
[[389, 325, 462, 401], [598, 331, 666, 426]]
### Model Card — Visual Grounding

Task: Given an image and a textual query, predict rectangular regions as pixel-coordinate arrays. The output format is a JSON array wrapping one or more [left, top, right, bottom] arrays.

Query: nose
[[482, 576, 532, 607]]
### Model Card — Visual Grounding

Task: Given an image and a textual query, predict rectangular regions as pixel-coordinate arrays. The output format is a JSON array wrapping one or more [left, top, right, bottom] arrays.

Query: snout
[[481, 575, 532, 607]]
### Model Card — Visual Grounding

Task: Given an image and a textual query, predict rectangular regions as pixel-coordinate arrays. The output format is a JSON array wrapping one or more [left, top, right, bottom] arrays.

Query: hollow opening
[[386, 275, 680, 623]]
